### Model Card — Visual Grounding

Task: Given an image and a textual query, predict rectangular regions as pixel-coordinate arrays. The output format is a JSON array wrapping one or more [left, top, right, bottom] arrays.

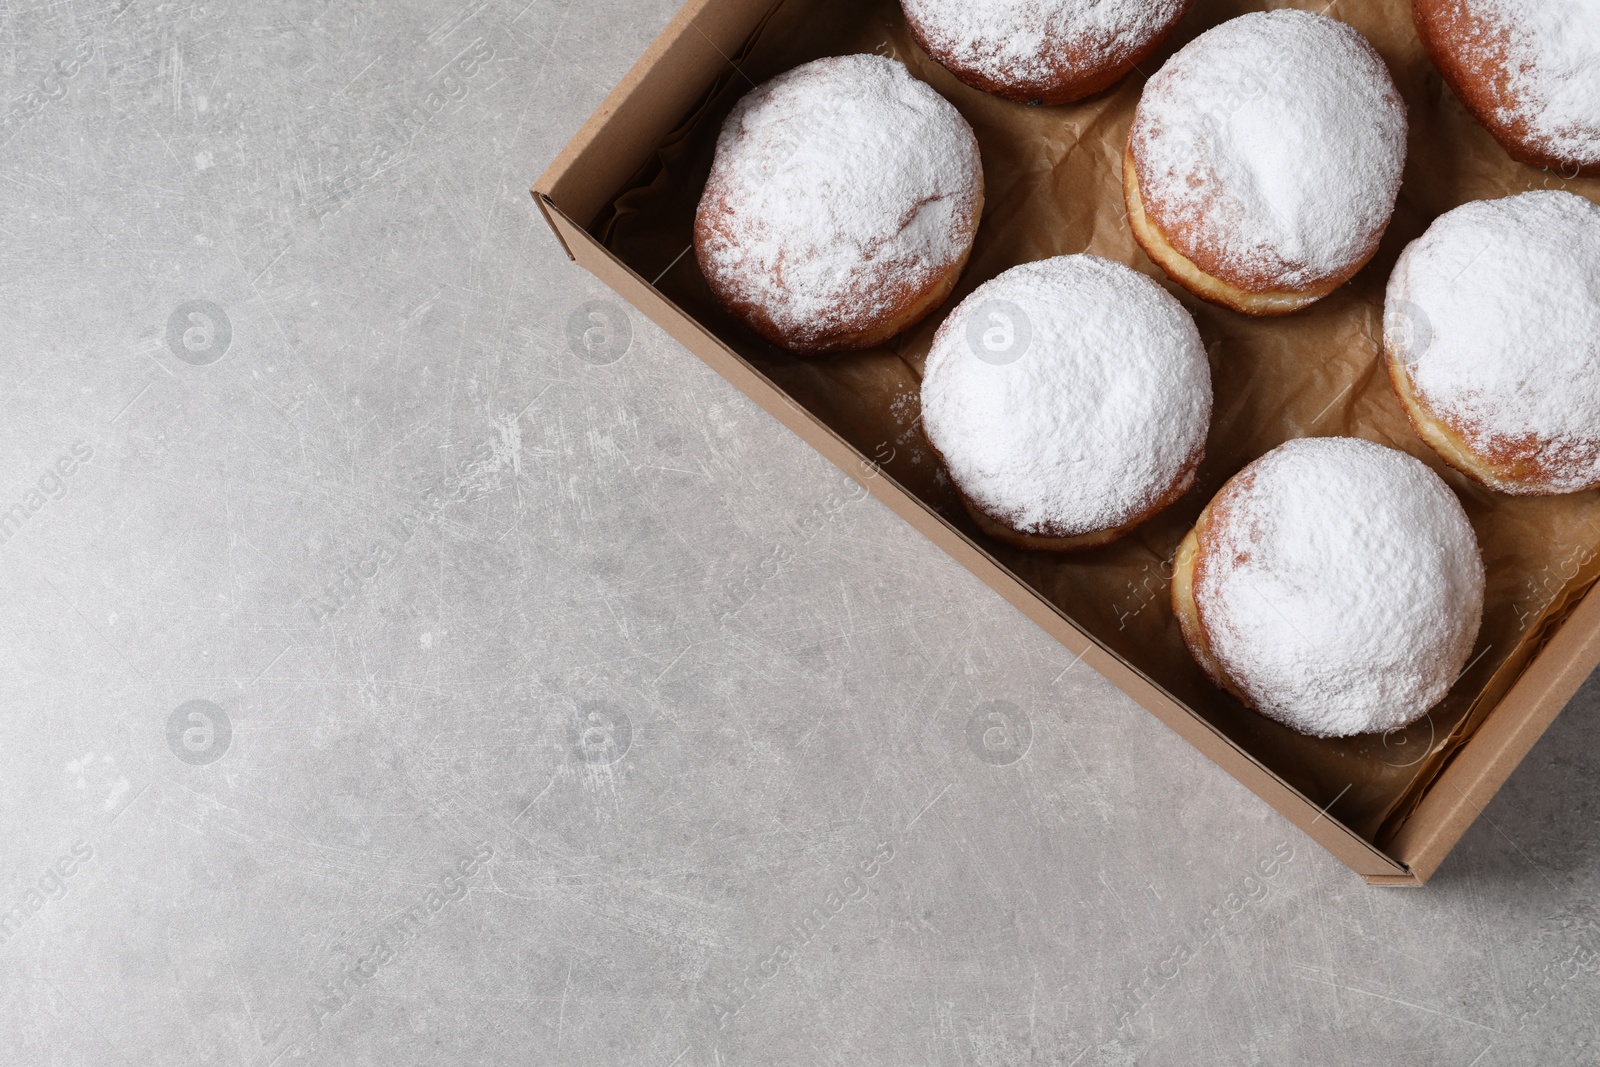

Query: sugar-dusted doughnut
[[1385, 191, 1600, 495], [1172, 437, 1484, 738], [900, 0, 1193, 105], [1124, 10, 1407, 315], [920, 255, 1211, 550], [694, 54, 984, 353], [1413, 0, 1600, 177]]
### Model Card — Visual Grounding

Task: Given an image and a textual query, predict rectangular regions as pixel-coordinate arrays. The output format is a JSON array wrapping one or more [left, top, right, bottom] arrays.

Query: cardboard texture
[[534, 0, 1600, 883]]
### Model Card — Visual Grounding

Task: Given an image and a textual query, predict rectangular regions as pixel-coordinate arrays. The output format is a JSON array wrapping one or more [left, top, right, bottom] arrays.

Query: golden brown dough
[[1172, 437, 1484, 738], [1124, 11, 1406, 316], [1413, 0, 1600, 178], [694, 55, 984, 354], [900, 0, 1194, 105]]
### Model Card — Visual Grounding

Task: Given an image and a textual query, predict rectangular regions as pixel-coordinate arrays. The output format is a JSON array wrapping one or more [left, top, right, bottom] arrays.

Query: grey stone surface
[[1, 1, 1597, 1064]]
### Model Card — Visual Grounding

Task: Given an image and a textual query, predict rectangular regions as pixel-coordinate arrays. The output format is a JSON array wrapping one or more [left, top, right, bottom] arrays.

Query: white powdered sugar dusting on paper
[[902, 0, 1188, 87], [1387, 191, 1600, 491], [1476, 0, 1600, 167], [1130, 10, 1406, 287], [920, 255, 1211, 537], [696, 55, 981, 346], [1196, 438, 1484, 738]]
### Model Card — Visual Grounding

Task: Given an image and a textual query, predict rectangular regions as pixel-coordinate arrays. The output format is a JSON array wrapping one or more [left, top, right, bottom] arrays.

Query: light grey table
[[2, 2, 1597, 1064]]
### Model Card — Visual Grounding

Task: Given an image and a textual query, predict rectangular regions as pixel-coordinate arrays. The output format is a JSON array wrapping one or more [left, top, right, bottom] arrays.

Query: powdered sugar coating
[[1129, 10, 1406, 291], [694, 55, 983, 351], [1194, 438, 1484, 738], [1444, 0, 1600, 170], [921, 255, 1211, 538], [902, 0, 1189, 99], [1387, 192, 1600, 493]]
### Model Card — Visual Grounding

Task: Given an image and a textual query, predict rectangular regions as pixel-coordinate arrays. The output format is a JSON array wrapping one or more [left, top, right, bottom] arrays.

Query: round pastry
[[1385, 191, 1600, 496], [900, 0, 1194, 105], [1413, 0, 1600, 177], [920, 255, 1211, 550], [694, 54, 984, 354], [1171, 437, 1485, 738], [1124, 10, 1407, 316]]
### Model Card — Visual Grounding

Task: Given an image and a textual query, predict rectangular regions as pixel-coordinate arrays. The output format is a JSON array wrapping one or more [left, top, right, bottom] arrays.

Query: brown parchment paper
[[594, 0, 1600, 848]]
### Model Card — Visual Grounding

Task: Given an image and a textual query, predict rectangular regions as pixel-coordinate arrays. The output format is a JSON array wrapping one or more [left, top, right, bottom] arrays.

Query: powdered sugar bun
[[1414, 0, 1600, 177], [1171, 437, 1485, 738], [920, 255, 1211, 550], [1124, 10, 1407, 315], [901, 0, 1193, 105], [694, 55, 984, 354], [1385, 192, 1600, 496]]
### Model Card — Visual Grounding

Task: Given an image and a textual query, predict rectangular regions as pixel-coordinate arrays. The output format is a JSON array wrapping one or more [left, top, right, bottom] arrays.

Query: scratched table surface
[[1, 1, 1597, 1065]]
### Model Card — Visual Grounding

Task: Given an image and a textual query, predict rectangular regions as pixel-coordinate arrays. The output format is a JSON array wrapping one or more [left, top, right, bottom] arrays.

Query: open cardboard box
[[532, 0, 1600, 884]]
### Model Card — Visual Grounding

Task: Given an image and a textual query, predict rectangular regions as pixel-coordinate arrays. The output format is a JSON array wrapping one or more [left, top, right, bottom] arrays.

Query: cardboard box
[[532, 0, 1600, 884]]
